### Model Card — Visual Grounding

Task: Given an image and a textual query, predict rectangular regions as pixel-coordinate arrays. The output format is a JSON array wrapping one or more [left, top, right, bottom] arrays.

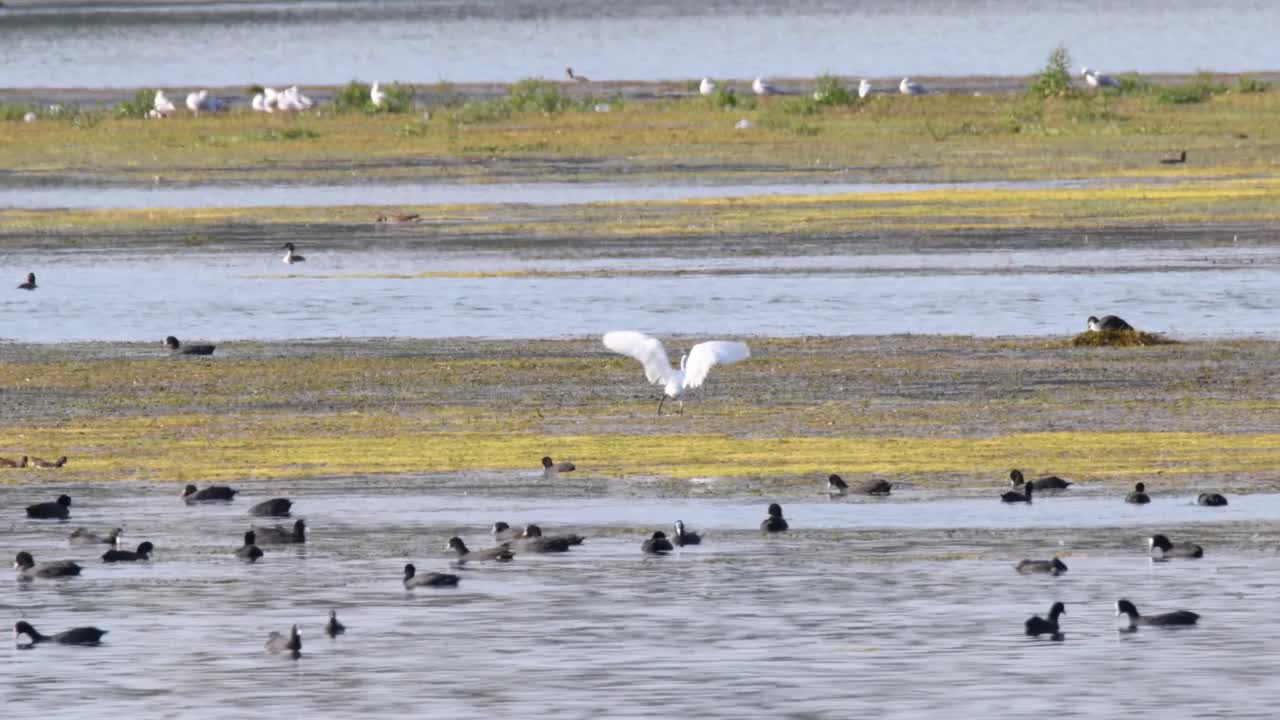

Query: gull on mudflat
[[752, 77, 777, 95], [858, 79, 872, 98], [371, 81, 386, 108], [899, 77, 924, 95], [153, 90, 176, 117], [1081, 67, 1119, 88], [699, 77, 717, 96], [185, 90, 226, 115]]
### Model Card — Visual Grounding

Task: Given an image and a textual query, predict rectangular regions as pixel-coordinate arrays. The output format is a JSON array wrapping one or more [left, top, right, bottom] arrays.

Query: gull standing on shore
[[899, 77, 924, 95], [152, 90, 176, 117], [858, 79, 872, 98], [1082, 67, 1119, 88], [752, 77, 777, 95], [371, 82, 386, 108], [699, 77, 717, 96]]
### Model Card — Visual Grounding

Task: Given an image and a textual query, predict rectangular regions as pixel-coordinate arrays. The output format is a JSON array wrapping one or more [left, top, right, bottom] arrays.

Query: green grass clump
[[1156, 72, 1228, 104], [332, 80, 415, 113], [1027, 46, 1075, 99], [813, 74, 855, 106], [507, 78, 571, 114], [113, 89, 155, 118], [1234, 75, 1269, 94], [779, 96, 821, 116], [1114, 73, 1153, 95], [710, 87, 738, 109], [1, 103, 37, 122], [1070, 330, 1178, 347], [259, 127, 320, 141]]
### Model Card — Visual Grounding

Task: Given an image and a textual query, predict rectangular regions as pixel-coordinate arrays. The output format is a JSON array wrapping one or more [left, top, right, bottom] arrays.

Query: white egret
[[899, 77, 924, 95], [1081, 67, 1118, 89], [153, 90, 176, 116], [699, 77, 717, 96], [858, 79, 872, 98], [602, 331, 751, 415], [371, 81, 386, 108], [752, 77, 776, 95]]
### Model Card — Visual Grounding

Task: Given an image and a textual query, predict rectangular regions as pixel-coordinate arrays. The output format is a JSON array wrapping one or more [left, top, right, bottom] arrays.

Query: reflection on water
[[0, 0, 1274, 87], [6, 477, 1280, 718], [1, 248, 1278, 342]]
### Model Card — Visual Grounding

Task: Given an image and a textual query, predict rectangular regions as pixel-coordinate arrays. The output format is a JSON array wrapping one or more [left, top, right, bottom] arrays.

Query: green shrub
[[114, 89, 155, 118], [1234, 75, 1269, 93], [332, 81, 372, 112], [507, 79, 570, 114], [1114, 72, 1153, 95], [1027, 46, 1075, 99], [779, 96, 820, 116], [812, 74, 855, 106], [378, 83, 415, 113], [710, 87, 737, 109], [1156, 72, 1227, 104], [0, 103, 36, 122]]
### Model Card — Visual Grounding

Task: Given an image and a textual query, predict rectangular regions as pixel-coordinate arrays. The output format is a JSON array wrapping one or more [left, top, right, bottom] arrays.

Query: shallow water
[[2, 246, 1279, 342], [0, 0, 1274, 88], [0, 179, 1091, 211], [5, 477, 1279, 718]]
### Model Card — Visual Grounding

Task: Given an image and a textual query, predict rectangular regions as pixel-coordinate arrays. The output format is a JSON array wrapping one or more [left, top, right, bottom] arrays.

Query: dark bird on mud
[[447, 537, 514, 562], [1125, 482, 1151, 504], [102, 541, 154, 563], [18, 272, 37, 290], [1149, 533, 1203, 559], [325, 610, 345, 638], [254, 519, 306, 544], [70, 527, 123, 546], [375, 213, 420, 224], [403, 563, 460, 588], [15, 551, 81, 579], [26, 494, 71, 519], [491, 521, 520, 541], [1160, 150, 1187, 165], [165, 336, 216, 356], [236, 531, 263, 562], [1009, 469, 1070, 491], [642, 531, 675, 554], [1015, 557, 1068, 576], [542, 456, 576, 479], [828, 473, 892, 496], [183, 484, 237, 503], [672, 520, 701, 546], [265, 624, 302, 657], [248, 498, 292, 517], [1116, 599, 1199, 629], [1197, 493, 1228, 507], [1001, 482, 1033, 503], [30, 456, 68, 468], [761, 503, 789, 532], [14, 621, 107, 647], [565, 67, 590, 82], [0, 455, 28, 468], [1025, 602, 1066, 640], [1087, 315, 1134, 332]]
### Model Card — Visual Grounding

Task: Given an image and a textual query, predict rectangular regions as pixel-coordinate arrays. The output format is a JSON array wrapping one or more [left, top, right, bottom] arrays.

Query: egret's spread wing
[[603, 331, 673, 386], [682, 341, 750, 389]]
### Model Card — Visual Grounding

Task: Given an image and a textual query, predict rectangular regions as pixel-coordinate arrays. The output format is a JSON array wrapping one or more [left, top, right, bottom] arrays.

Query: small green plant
[[812, 74, 854, 106], [759, 113, 821, 136], [377, 83, 416, 113], [1234, 75, 1269, 93], [1156, 72, 1227, 104], [1071, 330, 1177, 347], [1027, 46, 1075, 99], [448, 99, 512, 125], [332, 81, 373, 112], [1114, 72, 1153, 95], [506, 79, 569, 114], [0, 103, 36, 122], [259, 127, 320, 141], [114, 89, 155, 118], [779, 96, 820, 116], [711, 87, 737, 109]]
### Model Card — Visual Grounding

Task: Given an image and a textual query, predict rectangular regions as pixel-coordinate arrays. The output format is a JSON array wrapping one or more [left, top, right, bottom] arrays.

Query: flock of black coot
[[15, 468, 795, 655]]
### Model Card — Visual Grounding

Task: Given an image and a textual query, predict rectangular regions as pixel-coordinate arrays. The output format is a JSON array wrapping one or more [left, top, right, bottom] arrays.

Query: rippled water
[[0, 179, 1091, 211], [1, 0, 1275, 88], [6, 477, 1280, 718], [2, 246, 1278, 342]]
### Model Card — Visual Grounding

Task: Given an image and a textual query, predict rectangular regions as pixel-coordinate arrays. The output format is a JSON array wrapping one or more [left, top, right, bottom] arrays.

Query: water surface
[[0, 0, 1275, 87], [5, 477, 1279, 718], [2, 246, 1278, 342]]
